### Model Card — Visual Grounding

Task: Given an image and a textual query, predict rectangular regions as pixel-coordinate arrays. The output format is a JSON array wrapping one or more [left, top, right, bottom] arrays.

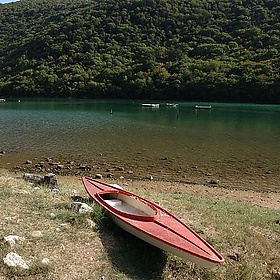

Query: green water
[[1, 99, 279, 191]]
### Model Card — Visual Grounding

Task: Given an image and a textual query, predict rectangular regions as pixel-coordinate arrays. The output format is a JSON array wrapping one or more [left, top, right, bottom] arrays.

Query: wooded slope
[[0, 0, 279, 102]]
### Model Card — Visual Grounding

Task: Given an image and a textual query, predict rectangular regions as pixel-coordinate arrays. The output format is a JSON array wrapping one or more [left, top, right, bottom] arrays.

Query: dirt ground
[[123, 179, 280, 210], [59, 176, 280, 210]]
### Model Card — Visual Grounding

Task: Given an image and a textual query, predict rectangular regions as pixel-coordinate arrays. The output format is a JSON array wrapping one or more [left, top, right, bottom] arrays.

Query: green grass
[[0, 171, 279, 280], [173, 194, 280, 232]]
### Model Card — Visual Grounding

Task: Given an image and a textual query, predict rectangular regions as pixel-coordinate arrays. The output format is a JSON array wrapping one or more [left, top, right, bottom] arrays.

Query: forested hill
[[0, 0, 279, 103]]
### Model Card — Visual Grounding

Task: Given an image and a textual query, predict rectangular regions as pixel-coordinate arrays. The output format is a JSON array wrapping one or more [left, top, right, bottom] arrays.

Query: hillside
[[0, 0, 279, 102]]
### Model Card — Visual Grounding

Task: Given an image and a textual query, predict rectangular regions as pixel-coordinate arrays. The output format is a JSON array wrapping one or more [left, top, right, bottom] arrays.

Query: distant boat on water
[[141, 103, 178, 108], [166, 103, 179, 107], [141, 103, 160, 108], [195, 105, 212, 110]]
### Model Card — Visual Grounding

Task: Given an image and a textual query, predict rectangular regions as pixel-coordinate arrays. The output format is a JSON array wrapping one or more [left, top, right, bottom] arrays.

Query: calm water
[[1, 99, 280, 191]]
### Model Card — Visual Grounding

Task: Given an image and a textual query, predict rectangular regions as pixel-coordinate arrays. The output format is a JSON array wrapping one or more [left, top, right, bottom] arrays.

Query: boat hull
[[82, 177, 224, 268], [110, 215, 219, 269]]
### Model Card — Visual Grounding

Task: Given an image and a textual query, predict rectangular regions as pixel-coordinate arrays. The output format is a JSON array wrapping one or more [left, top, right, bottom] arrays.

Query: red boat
[[82, 177, 224, 268]]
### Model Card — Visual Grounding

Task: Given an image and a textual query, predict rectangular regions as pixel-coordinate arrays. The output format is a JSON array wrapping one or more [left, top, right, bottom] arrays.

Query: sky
[[0, 0, 19, 3]]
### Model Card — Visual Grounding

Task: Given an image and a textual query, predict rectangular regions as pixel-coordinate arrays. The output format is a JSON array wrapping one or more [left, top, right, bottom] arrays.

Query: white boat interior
[[100, 192, 157, 217]]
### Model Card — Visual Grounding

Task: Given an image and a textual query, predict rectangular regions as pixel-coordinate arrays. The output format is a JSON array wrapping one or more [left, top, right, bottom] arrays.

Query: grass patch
[[0, 170, 279, 279], [172, 193, 280, 233], [2, 261, 51, 279]]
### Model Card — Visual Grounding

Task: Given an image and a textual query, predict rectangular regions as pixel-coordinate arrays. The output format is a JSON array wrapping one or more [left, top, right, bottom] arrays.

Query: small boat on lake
[[141, 103, 160, 108], [82, 177, 224, 268], [166, 103, 179, 107], [195, 105, 212, 110]]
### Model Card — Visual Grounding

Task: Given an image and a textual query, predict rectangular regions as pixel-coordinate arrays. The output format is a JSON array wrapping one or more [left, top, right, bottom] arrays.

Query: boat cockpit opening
[[99, 191, 157, 221]]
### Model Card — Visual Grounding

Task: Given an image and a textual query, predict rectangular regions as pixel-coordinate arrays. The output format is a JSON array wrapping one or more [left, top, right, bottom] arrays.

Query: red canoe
[[82, 177, 224, 268]]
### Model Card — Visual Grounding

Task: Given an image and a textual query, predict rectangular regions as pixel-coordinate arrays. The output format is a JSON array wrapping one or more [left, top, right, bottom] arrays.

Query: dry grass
[[0, 170, 279, 280]]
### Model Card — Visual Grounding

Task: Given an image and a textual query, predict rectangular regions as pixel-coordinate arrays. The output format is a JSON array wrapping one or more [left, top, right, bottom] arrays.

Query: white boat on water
[[195, 105, 212, 110], [0, 98, 6, 102], [166, 103, 179, 107], [141, 103, 160, 108]]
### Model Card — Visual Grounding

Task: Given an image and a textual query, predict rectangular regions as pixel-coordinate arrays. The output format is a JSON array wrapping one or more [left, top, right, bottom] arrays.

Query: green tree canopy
[[0, 0, 279, 103]]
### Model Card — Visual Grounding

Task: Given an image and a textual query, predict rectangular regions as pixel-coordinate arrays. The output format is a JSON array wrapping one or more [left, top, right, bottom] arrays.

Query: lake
[[0, 99, 279, 191]]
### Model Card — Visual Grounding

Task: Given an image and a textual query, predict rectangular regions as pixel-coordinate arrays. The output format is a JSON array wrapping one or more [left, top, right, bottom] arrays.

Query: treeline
[[0, 0, 279, 103]]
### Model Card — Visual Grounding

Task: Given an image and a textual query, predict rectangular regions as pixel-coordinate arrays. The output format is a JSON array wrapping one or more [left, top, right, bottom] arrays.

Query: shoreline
[[58, 174, 280, 211], [0, 157, 280, 193], [1, 157, 280, 193], [2, 166, 279, 210], [1, 151, 280, 193]]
